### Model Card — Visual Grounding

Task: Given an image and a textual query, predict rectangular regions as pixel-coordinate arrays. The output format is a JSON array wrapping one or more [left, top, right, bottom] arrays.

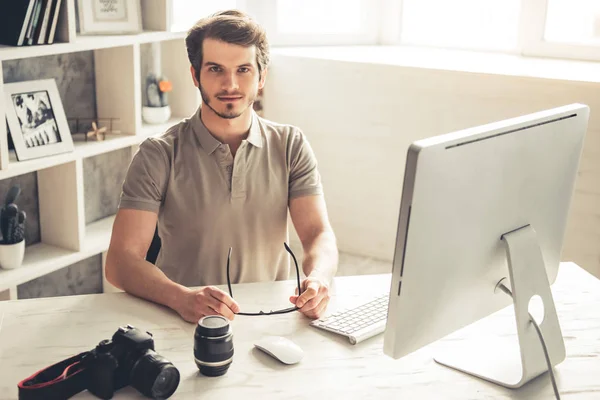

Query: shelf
[[0, 31, 186, 61], [0, 214, 116, 293], [83, 214, 116, 254], [0, 117, 181, 180], [73, 135, 141, 159], [2, 151, 77, 180], [140, 117, 184, 139], [0, 2, 193, 300]]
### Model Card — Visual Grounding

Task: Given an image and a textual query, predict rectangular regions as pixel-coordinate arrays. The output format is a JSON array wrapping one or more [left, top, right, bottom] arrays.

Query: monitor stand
[[433, 224, 566, 388]]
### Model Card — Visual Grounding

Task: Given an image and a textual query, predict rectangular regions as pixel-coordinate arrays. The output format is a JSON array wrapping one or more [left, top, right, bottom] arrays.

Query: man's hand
[[174, 286, 240, 323], [289, 277, 330, 319]]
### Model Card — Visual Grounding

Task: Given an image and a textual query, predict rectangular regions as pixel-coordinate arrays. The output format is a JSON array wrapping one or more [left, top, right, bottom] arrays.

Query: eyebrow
[[204, 62, 254, 68]]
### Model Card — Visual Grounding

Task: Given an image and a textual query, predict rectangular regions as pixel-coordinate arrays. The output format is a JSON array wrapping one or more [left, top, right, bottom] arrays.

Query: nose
[[222, 71, 239, 92]]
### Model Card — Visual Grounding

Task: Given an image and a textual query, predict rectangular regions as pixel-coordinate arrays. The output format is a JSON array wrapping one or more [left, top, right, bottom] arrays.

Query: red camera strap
[[17, 352, 91, 400]]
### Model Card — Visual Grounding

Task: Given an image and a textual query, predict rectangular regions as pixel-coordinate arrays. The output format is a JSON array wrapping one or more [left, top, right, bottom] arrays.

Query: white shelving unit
[[0, 1, 200, 299]]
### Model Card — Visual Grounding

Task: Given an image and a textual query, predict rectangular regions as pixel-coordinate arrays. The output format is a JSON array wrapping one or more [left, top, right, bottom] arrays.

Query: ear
[[190, 65, 199, 87], [258, 68, 268, 90]]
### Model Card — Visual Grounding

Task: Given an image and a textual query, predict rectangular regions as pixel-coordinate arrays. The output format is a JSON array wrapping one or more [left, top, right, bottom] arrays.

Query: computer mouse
[[254, 336, 304, 365]]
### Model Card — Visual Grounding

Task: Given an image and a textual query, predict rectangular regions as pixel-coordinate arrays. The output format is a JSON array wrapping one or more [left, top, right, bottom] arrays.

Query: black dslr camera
[[82, 324, 180, 399]]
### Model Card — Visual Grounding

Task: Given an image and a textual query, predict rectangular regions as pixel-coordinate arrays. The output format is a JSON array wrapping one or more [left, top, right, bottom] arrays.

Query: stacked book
[[0, 0, 64, 46]]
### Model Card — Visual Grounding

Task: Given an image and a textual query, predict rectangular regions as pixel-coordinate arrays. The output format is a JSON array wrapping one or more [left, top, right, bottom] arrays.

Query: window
[[170, 0, 237, 32], [400, 0, 521, 52], [258, 0, 379, 46], [520, 0, 600, 61], [166, 0, 600, 62], [544, 0, 600, 45], [276, 0, 362, 35], [168, 0, 378, 46]]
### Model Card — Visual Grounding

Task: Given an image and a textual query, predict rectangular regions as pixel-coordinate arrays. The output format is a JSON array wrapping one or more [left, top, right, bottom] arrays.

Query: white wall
[[264, 51, 600, 278]]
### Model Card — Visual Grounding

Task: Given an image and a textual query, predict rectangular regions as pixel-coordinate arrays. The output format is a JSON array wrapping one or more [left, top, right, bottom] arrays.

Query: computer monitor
[[383, 103, 589, 389]]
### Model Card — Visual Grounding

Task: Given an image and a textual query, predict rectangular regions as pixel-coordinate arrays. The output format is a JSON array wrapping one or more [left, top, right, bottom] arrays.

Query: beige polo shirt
[[118, 107, 323, 287]]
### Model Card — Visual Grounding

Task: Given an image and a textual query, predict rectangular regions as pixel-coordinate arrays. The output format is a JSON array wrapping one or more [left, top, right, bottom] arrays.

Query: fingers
[[305, 297, 329, 319], [295, 278, 330, 319], [202, 294, 236, 320], [208, 286, 240, 314], [296, 280, 320, 308], [192, 287, 238, 321]]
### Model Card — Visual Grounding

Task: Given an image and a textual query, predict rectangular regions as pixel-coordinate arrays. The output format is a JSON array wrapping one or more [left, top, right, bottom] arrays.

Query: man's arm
[[105, 209, 239, 322], [105, 209, 185, 309], [288, 194, 338, 318]]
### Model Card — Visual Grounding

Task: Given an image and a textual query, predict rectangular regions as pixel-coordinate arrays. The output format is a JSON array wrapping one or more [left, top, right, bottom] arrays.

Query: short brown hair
[[185, 10, 270, 80]]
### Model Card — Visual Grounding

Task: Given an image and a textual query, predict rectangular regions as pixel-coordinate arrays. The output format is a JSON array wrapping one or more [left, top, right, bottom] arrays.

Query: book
[[46, 0, 63, 44], [0, 0, 36, 46], [36, 0, 53, 44], [26, 0, 43, 45]]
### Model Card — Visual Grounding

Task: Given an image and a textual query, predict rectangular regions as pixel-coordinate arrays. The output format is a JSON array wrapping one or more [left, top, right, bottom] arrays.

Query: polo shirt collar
[[192, 107, 263, 155]]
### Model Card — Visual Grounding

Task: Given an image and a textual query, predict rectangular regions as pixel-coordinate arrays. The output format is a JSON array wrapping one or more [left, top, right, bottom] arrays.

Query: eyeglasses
[[226, 242, 302, 316]]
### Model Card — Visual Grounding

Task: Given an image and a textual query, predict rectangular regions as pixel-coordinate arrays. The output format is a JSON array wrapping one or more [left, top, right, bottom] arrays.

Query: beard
[[199, 83, 256, 120]]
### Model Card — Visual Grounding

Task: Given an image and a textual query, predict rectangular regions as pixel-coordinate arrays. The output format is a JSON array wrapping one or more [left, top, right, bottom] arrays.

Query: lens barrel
[[130, 350, 180, 399], [194, 315, 234, 376]]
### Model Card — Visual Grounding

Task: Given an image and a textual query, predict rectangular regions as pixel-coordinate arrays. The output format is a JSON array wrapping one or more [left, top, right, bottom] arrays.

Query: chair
[[146, 225, 161, 265]]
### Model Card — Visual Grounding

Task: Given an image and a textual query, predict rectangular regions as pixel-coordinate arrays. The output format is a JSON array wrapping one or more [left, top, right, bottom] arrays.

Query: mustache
[[215, 91, 244, 97]]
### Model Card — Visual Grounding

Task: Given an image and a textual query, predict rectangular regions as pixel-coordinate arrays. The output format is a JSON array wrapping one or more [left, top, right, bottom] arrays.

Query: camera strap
[[17, 351, 91, 400]]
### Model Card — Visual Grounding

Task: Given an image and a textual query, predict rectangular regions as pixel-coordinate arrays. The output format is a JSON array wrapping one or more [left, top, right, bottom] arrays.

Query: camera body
[[82, 324, 180, 400]]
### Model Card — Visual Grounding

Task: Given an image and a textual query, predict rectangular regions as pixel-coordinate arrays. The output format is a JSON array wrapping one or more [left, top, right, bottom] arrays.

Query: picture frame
[[4, 79, 74, 162], [77, 0, 142, 35]]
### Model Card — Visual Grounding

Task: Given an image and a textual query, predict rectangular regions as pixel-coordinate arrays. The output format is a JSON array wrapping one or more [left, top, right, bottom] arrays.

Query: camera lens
[[194, 315, 234, 376], [130, 351, 180, 399]]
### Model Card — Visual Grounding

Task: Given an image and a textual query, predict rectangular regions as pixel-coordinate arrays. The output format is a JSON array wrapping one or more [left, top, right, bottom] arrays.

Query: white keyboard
[[310, 294, 389, 345]]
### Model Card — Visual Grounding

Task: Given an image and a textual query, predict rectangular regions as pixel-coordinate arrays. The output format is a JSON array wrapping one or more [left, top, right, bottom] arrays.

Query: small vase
[[0, 239, 25, 270], [142, 106, 171, 124]]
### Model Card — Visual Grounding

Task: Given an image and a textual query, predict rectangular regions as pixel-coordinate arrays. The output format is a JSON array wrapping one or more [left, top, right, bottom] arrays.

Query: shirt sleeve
[[288, 128, 324, 199], [118, 138, 170, 213]]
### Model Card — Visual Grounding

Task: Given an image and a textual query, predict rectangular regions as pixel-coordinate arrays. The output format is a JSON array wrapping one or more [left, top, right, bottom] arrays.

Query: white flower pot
[[142, 106, 171, 124], [0, 239, 25, 270]]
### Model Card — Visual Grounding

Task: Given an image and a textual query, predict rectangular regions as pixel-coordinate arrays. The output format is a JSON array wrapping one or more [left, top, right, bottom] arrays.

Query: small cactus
[[0, 185, 26, 244]]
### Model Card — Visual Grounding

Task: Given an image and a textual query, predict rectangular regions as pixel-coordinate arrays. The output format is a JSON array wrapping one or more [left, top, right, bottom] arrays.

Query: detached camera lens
[[194, 315, 234, 376], [130, 351, 180, 399]]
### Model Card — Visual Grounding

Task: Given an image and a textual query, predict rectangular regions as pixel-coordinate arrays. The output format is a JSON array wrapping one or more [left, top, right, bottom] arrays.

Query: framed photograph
[[77, 0, 142, 35], [4, 79, 74, 162]]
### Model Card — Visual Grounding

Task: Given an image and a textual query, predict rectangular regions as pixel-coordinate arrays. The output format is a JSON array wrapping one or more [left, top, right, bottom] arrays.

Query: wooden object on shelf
[[86, 121, 107, 141]]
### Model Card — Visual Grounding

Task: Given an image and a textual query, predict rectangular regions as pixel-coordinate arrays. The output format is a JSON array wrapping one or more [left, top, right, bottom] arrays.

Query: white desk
[[0, 262, 598, 399]]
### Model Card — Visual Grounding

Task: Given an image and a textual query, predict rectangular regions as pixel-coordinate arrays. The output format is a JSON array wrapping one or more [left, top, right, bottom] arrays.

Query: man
[[105, 10, 338, 323]]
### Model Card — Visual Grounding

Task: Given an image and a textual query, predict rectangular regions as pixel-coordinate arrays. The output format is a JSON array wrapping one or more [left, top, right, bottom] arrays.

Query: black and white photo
[[4, 79, 74, 161], [12, 91, 62, 149]]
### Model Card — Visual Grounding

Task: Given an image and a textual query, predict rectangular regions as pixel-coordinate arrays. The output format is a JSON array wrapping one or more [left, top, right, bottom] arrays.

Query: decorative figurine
[[87, 121, 107, 141]]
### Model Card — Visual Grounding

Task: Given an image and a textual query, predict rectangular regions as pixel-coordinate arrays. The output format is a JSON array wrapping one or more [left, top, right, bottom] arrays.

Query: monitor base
[[434, 224, 565, 388]]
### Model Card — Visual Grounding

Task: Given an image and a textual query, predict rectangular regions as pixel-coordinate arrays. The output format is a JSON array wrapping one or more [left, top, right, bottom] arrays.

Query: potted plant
[[0, 185, 26, 270], [142, 73, 173, 124]]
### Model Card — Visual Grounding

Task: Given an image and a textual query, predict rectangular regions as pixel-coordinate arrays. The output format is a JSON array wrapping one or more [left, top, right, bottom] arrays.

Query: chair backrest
[[145, 225, 161, 264]]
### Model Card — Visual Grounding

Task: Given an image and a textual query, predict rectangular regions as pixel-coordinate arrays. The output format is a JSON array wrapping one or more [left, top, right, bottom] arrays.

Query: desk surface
[[0, 262, 598, 399]]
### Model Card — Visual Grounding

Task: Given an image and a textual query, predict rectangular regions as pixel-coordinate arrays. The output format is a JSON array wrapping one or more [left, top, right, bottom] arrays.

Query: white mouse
[[254, 336, 304, 365]]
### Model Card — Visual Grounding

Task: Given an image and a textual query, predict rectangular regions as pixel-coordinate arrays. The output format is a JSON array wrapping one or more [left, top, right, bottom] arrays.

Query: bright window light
[[276, 0, 363, 34], [170, 0, 237, 32], [400, 0, 521, 51], [544, 0, 600, 45]]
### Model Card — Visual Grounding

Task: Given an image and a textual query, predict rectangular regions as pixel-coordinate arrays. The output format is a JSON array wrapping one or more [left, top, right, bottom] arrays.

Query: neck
[[200, 104, 253, 146]]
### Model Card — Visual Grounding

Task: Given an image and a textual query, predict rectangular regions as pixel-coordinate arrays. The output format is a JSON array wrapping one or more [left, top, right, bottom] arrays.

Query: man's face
[[193, 38, 265, 120]]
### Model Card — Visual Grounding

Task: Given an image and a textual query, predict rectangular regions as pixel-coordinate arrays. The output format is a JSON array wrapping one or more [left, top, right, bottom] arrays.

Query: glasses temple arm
[[226, 247, 233, 297], [284, 242, 302, 296]]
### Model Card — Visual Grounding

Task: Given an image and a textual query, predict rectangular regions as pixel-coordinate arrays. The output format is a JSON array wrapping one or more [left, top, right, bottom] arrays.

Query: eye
[[238, 67, 250, 73], [209, 66, 221, 73]]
